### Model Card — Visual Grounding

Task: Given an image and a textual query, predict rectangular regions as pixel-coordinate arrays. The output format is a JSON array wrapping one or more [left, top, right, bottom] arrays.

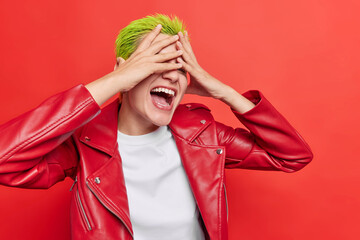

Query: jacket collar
[[80, 99, 120, 156], [169, 103, 212, 141], [80, 100, 213, 154]]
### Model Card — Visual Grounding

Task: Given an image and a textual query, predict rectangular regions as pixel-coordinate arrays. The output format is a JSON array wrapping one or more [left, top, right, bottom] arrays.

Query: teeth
[[151, 87, 175, 96]]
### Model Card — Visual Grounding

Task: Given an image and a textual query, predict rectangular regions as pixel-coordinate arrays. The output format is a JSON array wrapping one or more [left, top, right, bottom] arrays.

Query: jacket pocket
[[74, 181, 93, 231]]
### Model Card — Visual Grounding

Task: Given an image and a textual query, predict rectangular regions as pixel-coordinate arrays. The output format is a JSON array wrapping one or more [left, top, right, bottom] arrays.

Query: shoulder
[[169, 103, 215, 140], [173, 102, 213, 119]]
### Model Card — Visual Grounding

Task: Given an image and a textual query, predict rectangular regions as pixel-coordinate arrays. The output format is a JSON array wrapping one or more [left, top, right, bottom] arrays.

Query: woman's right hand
[[85, 24, 183, 106]]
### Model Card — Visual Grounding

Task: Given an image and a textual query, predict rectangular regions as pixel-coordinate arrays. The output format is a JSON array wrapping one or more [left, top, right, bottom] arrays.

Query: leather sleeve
[[216, 90, 313, 172], [0, 84, 101, 188]]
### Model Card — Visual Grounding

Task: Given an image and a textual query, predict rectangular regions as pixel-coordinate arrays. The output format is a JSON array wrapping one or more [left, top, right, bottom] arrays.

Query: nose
[[162, 69, 179, 83]]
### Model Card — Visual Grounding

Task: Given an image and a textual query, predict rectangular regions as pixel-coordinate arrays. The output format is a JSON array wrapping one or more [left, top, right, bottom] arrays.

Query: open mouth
[[150, 87, 176, 108]]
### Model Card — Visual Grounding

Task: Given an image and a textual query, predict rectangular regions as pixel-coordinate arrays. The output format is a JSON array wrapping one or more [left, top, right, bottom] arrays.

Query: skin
[[117, 33, 188, 134], [85, 24, 255, 135]]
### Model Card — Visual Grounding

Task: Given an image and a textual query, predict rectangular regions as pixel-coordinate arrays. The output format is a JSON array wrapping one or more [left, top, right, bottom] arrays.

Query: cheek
[[180, 77, 188, 91], [176, 79, 188, 102], [183, 84, 188, 94], [127, 88, 145, 110], [128, 78, 152, 103]]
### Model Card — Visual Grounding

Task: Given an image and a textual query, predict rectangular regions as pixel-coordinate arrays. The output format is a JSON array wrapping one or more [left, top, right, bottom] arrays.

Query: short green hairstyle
[[115, 14, 187, 60]]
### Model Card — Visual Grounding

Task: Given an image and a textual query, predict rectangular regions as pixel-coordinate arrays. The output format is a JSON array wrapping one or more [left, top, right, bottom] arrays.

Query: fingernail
[[173, 35, 179, 40], [156, 24, 162, 29], [178, 50, 183, 54], [178, 31, 183, 37]]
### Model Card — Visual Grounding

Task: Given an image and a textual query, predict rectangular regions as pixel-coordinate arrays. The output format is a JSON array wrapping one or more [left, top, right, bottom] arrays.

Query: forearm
[[85, 71, 125, 106], [218, 85, 256, 114], [0, 85, 99, 163], [229, 89, 313, 171]]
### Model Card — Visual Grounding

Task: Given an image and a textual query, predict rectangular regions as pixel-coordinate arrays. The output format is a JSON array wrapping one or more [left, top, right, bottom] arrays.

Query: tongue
[[151, 94, 168, 105]]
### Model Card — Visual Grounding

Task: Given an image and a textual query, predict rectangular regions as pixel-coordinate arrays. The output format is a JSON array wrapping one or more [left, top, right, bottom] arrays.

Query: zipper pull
[[69, 176, 78, 192]]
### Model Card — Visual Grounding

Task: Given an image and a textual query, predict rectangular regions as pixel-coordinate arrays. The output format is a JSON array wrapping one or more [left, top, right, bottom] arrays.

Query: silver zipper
[[76, 187, 92, 231], [194, 139, 199, 144], [69, 176, 78, 192], [86, 181, 133, 238], [223, 183, 228, 222]]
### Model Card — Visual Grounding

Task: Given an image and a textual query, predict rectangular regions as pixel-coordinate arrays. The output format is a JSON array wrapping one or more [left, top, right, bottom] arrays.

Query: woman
[[0, 14, 313, 240]]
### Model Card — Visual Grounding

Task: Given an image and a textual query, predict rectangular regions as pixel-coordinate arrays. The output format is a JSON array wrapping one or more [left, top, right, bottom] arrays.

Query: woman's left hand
[[176, 31, 230, 100]]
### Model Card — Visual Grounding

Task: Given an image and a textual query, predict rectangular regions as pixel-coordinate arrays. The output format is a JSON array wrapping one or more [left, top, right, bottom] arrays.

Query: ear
[[114, 57, 125, 70]]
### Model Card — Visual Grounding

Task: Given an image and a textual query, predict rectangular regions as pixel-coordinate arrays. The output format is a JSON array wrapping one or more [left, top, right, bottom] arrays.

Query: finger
[[146, 34, 180, 55], [114, 57, 126, 70], [178, 33, 196, 63], [178, 31, 193, 53], [184, 31, 193, 50], [176, 57, 190, 75], [136, 24, 162, 52], [151, 50, 183, 63], [152, 62, 183, 74], [176, 56, 191, 72], [176, 41, 194, 64], [116, 57, 126, 65], [185, 30, 189, 39], [183, 31, 194, 52]]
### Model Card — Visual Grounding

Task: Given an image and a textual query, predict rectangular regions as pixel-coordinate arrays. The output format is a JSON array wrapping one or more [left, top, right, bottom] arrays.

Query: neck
[[117, 97, 159, 136]]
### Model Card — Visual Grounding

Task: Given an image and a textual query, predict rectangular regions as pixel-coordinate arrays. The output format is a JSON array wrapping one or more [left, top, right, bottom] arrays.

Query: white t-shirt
[[117, 126, 205, 240]]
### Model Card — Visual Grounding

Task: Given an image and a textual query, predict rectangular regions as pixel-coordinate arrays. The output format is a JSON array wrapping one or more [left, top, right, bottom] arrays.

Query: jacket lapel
[[79, 99, 119, 157], [79, 99, 133, 236], [86, 153, 133, 237], [169, 104, 225, 240]]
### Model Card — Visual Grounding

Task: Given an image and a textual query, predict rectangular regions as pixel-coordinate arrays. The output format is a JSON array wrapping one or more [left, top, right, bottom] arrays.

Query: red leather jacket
[[0, 84, 313, 240]]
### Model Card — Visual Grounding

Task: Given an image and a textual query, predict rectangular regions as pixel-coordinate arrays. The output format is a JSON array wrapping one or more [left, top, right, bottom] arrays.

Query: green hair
[[115, 14, 187, 59]]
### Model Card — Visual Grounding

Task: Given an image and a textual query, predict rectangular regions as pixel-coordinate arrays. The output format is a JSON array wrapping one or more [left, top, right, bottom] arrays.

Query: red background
[[0, 0, 359, 239]]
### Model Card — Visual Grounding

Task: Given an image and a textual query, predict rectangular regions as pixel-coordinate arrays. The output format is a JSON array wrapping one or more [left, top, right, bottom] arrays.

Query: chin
[[153, 120, 171, 127], [151, 117, 172, 126], [146, 111, 174, 127]]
